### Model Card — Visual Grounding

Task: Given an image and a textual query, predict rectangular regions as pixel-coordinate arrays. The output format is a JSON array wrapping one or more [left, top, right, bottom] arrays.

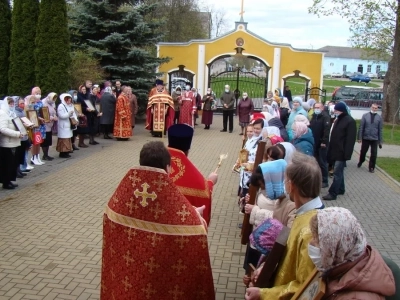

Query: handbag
[[63, 103, 78, 129], [78, 115, 88, 127], [32, 131, 43, 145]]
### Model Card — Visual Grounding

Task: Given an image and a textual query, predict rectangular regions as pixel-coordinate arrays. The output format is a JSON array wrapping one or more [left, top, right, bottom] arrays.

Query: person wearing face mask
[[286, 96, 307, 141], [310, 102, 331, 188], [323, 102, 356, 201], [178, 84, 196, 127], [220, 84, 235, 133], [357, 103, 382, 173], [41, 93, 58, 161], [171, 86, 182, 124], [245, 152, 324, 300], [101, 141, 215, 300], [308, 207, 395, 299], [201, 87, 215, 129], [237, 92, 254, 136], [0, 97, 25, 189]]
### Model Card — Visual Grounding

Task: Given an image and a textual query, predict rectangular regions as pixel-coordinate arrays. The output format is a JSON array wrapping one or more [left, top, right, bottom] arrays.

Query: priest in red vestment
[[178, 84, 196, 127], [113, 86, 132, 140], [167, 124, 218, 225], [145, 79, 174, 137], [101, 141, 215, 300]]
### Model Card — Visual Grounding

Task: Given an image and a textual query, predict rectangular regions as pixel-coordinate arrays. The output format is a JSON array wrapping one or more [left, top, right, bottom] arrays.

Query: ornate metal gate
[[168, 65, 195, 94], [305, 86, 327, 103], [208, 59, 269, 111]]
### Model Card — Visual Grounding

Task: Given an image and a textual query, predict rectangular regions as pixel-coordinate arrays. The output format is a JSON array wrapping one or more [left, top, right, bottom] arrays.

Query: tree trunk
[[382, 0, 400, 124]]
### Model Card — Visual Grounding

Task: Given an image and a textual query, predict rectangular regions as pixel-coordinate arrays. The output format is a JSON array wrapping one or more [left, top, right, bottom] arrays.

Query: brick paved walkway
[[1, 115, 400, 300]]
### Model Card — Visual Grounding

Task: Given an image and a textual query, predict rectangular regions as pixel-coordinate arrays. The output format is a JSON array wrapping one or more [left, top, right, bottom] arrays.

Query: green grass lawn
[[355, 120, 400, 146], [377, 157, 400, 182]]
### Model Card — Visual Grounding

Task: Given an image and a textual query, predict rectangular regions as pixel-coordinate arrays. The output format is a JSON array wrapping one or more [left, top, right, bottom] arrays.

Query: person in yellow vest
[[245, 152, 324, 300]]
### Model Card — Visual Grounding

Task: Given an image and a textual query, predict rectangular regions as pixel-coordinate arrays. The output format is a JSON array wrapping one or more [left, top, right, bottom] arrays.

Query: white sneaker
[[26, 164, 34, 170], [32, 157, 43, 165], [37, 156, 45, 165]]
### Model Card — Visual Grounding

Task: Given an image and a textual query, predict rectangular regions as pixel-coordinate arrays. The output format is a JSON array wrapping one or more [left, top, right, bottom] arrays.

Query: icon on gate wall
[[236, 38, 244, 47]]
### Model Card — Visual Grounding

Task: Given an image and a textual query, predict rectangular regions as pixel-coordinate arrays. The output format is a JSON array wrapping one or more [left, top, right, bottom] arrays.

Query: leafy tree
[[70, 0, 169, 114], [69, 50, 107, 89], [309, 0, 400, 123], [0, 0, 11, 97], [8, 0, 39, 95], [144, 0, 208, 42], [35, 0, 71, 95]]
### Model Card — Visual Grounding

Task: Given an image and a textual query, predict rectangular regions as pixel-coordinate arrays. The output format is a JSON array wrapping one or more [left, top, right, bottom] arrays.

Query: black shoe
[[21, 169, 31, 173], [104, 135, 112, 139], [92, 141, 99, 145], [322, 193, 337, 200], [10, 182, 18, 187], [220, 129, 227, 132], [3, 183, 15, 190], [204, 126, 207, 129], [357, 162, 362, 168], [17, 173, 24, 179], [239, 133, 244, 135], [42, 155, 54, 161], [338, 191, 345, 195], [369, 168, 375, 173], [72, 144, 80, 151], [322, 182, 329, 188], [229, 131, 233, 133]]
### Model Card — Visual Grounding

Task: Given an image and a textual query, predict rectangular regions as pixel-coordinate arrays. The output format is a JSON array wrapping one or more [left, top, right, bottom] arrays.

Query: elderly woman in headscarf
[[308, 207, 395, 299], [41, 92, 58, 161], [57, 93, 78, 158], [279, 97, 290, 127], [14, 96, 34, 173], [291, 121, 314, 156], [273, 88, 282, 105], [286, 96, 307, 141], [243, 157, 293, 285], [0, 97, 24, 189], [268, 117, 289, 141], [306, 98, 316, 119]]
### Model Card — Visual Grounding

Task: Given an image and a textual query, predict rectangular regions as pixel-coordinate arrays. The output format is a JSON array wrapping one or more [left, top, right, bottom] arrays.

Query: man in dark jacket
[[309, 102, 331, 188], [357, 103, 383, 173], [283, 85, 293, 108], [99, 87, 117, 139], [220, 84, 236, 133], [323, 102, 356, 200]]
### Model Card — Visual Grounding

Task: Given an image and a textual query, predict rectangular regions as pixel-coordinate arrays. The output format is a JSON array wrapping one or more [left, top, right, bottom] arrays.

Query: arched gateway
[[157, 20, 325, 109]]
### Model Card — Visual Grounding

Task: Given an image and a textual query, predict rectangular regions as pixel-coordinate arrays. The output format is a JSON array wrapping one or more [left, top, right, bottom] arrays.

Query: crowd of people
[[0, 80, 138, 189], [2, 77, 392, 299]]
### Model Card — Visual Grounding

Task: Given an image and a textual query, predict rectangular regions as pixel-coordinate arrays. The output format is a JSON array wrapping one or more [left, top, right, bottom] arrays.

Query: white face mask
[[225, 89, 229, 93], [35, 94, 41, 100], [371, 110, 377, 114], [185, 86, 190, 91], [74, 96, 77, 101], [308, 244, 322, 270]]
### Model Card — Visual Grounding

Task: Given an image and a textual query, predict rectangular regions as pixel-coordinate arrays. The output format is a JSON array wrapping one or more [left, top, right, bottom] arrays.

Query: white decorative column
[[272, 48, 281, 90], [197, 45, 206, 94]]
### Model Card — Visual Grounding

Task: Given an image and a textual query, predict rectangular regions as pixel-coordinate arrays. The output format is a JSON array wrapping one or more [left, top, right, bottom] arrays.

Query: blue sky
[[202, 0, 352, 49]]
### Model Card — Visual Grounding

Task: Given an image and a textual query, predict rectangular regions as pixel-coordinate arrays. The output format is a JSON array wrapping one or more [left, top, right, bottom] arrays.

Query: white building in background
[[318, 46, 389, 76]]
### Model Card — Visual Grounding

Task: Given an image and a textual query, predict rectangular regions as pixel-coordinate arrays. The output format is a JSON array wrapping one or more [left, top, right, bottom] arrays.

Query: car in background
[[378, 71, 386, 79], [342, 71, 355, 78], [349, 74, 371, 83], [331, 72, 342, 78], [364, 72, 377, 79], [332, 85, 375, 101], [341, 89, 383, 109]]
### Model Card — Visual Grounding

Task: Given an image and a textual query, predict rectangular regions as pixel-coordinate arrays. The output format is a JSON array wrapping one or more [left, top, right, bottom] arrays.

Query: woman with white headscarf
[[278, 142, 296, 164], [0, 97, 25, 189], [308, 207, 395, 299], [57, 93, 78, 158]]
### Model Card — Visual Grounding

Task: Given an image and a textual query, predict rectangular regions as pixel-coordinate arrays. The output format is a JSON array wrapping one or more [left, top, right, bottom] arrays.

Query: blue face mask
[[9, 106, 15, 111], [314, 109, 321, 115]]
